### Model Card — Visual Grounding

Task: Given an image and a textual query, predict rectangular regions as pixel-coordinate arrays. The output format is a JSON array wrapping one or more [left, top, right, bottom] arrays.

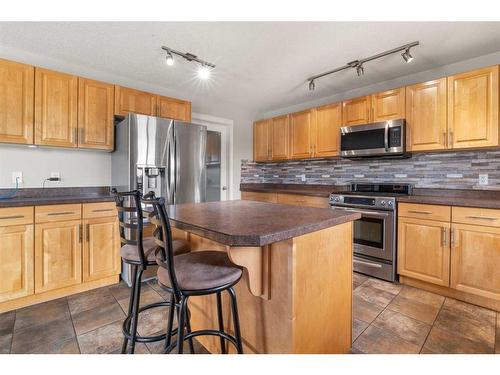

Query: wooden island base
[[174, 222, 353, 354]]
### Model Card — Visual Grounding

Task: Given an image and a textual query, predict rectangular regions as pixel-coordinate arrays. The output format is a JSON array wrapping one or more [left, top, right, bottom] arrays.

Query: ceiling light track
[[307, 41, 419, 91], [161, 46, 216, 68]]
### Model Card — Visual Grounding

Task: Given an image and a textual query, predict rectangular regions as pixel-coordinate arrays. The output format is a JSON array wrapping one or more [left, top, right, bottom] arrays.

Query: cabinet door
[[0, 59, 34, 144], [35, 220, 82, 293], [451, 223, 500, 301], [371, 88, 406, 122], [314, 103, 342, 157], [114, 86, 156, 116], [83, 217, 120, 282], [34, 68, 78, 147], [448, 66, 499, 149], [0, 224, 34, 303], [78, 78, 114, 150], [253, 119, 271, 161], [397, 217, 450, 287], [342, 96, 370, 126], [271, 115, 289, 160], [157, 96, 192, 121], [406, 79, 447, 151], [289, 110, 313, 159]]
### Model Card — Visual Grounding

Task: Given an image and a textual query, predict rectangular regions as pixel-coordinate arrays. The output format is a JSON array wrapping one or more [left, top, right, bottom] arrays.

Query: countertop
[[0, 187, 113, 208], [397, 188, 500, 209], [167, 200, 360, 247], [240, 183, 347, 198]]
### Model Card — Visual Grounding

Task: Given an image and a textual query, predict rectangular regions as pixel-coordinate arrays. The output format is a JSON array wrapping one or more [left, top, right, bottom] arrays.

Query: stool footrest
[[122, 300, 175, 343], [164, 329, 239, 354]]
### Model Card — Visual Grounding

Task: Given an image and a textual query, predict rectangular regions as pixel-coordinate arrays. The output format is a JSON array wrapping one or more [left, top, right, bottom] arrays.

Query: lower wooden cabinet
[[242, 191, 329, 208], [397, 217, 450, 286], [450, 223, 500, 301], [0, 224, 34, 303], [83, 216, 120, 282], [34, 219, 82, 293]]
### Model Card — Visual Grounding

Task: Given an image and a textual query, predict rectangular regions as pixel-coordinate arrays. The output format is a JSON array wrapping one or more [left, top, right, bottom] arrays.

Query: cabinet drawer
[[35, 204, 82, 223], [398, 203, 451, 222], [241, 191, 278, 203], [83, 202, 117, 219], [277, 193, 330, 208], [452, 206, 500, 227], [0, 207, 34, 227]]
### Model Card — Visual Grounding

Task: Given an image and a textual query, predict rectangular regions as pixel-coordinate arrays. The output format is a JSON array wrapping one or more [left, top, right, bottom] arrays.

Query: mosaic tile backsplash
[[241, 150, 500, 190]]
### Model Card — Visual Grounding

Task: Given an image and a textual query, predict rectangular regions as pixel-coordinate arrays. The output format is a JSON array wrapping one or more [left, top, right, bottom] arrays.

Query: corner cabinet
[[78, 78, 115, 150], [406, 78, 447, 151], [34, 68, 78, 147], [448, 65, 499, 149], [0, 58, 34, 144]]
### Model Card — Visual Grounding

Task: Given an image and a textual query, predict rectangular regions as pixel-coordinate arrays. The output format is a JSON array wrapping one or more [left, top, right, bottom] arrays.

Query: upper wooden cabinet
[[271, 115, 289, 160], [313, 103, 342, 157], [157, 95, 192, 122], [406, 78, 448, 151], [114, 86, 157, 116], [253, 119, 271, 162], [78, 78, 114, 150], [371, 88, 406, 122], [34, 68, 78, 147], [0, 59, 34, 145], [289, 109, 313, 159], [448, 65, 499, 149], [342, 96, 371, 126]]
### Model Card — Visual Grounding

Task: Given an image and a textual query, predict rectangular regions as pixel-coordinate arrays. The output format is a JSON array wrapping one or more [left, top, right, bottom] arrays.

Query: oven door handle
[[384, 124, 389, 151], [331, 206, 391, 218]]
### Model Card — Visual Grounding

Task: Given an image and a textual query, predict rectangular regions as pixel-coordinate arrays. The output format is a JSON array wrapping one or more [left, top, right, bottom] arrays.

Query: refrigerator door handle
[[167, 132, 175, 204]]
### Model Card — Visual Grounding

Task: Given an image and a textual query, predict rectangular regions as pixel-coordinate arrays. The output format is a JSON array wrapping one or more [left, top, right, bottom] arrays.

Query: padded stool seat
[[121, 237, 191, 264]]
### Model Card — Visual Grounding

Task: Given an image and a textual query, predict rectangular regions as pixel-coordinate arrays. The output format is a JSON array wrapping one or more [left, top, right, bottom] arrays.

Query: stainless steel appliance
[[330, 183, 412, 282], [112, 114, 207, 285], [340, 119, 408, 158], [206, 130, 221, 202]]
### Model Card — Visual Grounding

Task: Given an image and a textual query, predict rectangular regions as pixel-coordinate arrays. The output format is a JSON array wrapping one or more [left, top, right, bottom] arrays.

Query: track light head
[[165, 51, 174, 66], [356, 64, 364, 77], [401, 48, 413, 63], [309, 80, 315, 91]]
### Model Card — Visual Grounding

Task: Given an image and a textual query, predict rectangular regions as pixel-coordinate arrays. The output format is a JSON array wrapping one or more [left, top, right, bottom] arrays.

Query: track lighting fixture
[[165, 50, 174, 66], [401, 48, 413, 63], [309, 80, 315, 91], [356, 64, 364, 77], [161, 46, 215, 79], [306, 41, 419, 91]]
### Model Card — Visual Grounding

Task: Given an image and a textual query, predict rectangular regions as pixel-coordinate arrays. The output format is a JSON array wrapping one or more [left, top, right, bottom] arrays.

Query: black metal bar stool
[[143, 195, 244, 354], [111, 189, 192, 354]]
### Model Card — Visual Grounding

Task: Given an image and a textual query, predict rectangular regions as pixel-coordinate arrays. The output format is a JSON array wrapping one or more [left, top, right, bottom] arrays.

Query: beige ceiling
[[1, 22, 500, 116]]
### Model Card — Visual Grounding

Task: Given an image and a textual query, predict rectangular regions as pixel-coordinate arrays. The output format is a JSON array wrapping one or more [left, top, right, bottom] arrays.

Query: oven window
[[353, 217, 384, 249]]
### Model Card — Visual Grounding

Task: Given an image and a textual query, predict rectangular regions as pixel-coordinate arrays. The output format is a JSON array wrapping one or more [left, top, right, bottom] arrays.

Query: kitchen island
[[167, 200, 360, 354]]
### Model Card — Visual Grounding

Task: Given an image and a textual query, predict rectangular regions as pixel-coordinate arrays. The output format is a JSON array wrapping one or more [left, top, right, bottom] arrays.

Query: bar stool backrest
[[111, 189, 148, 267], [141, 195, 181, 296]]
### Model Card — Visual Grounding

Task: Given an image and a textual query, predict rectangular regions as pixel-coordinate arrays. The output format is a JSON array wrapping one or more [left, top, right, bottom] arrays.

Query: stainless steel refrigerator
[[112, 113, 207, 285]]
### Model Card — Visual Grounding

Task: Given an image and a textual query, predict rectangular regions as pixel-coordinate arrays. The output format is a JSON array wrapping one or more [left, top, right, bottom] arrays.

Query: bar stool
[[111, 189, 192, 354], [143, 195, 244, 354]]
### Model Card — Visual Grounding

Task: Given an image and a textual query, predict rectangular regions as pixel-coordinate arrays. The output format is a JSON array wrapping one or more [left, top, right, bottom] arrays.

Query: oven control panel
[[329, 194, 396, 211]]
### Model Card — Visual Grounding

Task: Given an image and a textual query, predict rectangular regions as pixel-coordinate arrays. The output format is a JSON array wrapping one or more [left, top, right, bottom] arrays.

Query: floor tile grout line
[[8, 310, 16, 354], [68, 297, 83, 354], [419, 297, 446, 354]]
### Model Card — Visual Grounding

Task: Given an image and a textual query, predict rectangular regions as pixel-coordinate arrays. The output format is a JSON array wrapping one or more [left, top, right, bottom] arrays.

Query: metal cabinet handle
[[92, 209, 114, 213], [86, 223, 90, 241], [449, 130, 454, 147], [450, 228, 456, 247], [79, 223, 82, 243], [47, 211, 75, 216], [0, 215, 24, 220], [443, 131, 447, 147], [442, 227, 447, 246], [408, 210, 433, 215], [465, 215, 498, 221], [354, 259, 382, 269]]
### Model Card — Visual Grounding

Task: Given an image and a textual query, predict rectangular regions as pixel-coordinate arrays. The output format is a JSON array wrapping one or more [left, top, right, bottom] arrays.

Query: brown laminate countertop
[[240, 183, 347, 197], [167, 200, 360, 247], [397, 188, 500, 209], [0, 187, 113, 208]]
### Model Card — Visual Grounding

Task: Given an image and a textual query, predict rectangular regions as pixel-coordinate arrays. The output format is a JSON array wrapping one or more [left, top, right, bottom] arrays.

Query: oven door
[[331, 206, 394, 261]]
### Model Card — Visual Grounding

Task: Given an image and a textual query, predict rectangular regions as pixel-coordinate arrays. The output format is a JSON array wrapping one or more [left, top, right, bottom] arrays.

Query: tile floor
[[0, 274, 498, 354]]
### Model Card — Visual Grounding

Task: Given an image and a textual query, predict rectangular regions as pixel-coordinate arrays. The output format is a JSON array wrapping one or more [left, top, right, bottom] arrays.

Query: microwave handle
[[384, 124, 389, 151]]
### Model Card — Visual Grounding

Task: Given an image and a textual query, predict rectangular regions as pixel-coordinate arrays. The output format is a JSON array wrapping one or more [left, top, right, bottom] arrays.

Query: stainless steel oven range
[[329, 183, 412, 282]]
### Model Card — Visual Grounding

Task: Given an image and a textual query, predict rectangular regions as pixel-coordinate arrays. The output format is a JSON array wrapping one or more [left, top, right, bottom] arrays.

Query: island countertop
[[166, 199, 360, 247]]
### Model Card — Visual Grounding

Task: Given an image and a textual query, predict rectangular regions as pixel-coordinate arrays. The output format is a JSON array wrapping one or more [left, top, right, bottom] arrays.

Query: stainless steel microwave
[[340, 119, 407, 158]]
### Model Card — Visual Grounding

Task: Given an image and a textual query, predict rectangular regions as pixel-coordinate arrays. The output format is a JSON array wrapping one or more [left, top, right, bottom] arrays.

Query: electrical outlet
[[479, 174, 489, 186], [50, 172, 61, 181], [299, 174, 306, 182], [12, 171, 23, 184]]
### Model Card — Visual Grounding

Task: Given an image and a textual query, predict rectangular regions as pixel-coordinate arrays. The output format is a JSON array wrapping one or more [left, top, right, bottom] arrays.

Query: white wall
[[259, 50, 500, 119], [0, 45, 256, 194]]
